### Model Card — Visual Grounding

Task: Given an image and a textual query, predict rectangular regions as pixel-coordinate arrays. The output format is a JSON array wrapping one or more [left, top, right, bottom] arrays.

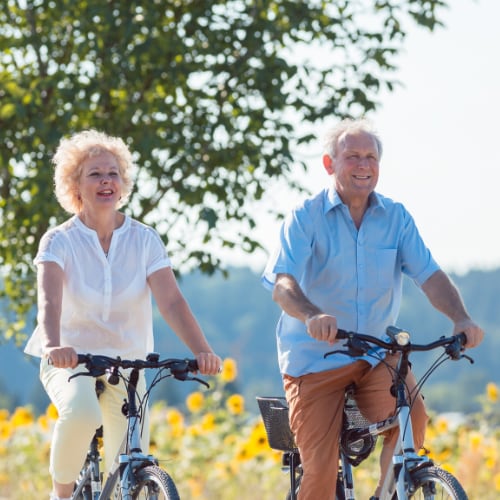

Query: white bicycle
[[70, 353, 208, 499], [258, 326, 473, 500]]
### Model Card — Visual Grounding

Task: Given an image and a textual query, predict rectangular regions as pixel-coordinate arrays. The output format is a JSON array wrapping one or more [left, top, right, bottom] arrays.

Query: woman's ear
[[322, 154, 334, 175]]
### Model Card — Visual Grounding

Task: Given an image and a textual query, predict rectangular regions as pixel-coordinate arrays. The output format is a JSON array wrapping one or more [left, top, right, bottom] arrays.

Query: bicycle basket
[[256, 396, 297, 452], [341, 394, 378, 466]]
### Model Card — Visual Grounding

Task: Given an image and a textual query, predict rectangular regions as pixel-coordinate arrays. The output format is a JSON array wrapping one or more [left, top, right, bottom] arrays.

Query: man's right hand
[[305, 314, 338, 345]]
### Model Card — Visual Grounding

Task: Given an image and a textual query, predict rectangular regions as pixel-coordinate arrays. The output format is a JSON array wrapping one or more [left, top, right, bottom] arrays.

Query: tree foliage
[[0, 0, 448, 341]]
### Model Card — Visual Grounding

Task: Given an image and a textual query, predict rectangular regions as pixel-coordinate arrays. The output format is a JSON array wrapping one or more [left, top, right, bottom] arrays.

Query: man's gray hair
[[323, 118, 383, 159]]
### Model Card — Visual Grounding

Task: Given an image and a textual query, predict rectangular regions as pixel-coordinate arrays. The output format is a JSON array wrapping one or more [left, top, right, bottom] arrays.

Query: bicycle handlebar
[[69, 352, 208, 387], [327, 327, 470, 362]]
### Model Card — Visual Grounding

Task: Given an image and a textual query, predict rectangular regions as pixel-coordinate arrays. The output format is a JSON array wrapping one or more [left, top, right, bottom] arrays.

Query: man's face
[[327, 131, 380, 203]]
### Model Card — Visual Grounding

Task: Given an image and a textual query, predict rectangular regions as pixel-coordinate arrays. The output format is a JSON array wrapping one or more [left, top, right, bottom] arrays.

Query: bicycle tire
[[114, 464, 180, 500], [393, 466, 468, 500]]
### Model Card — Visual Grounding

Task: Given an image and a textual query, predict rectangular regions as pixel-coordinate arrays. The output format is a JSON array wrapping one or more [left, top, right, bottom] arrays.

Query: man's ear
[[322, 154, 334, 175]]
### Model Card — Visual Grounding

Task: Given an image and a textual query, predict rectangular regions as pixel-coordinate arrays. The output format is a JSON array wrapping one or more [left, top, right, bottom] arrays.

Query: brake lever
[[170, 370, 209, 388], [445, 334, 474, 364], [191, 376, 210, 388], [68, 359, 110, 382], [461, 354, 474, 364], [324, 338, 372, 359], [170, 361, 210, 388], [324, 349, 351, 359], [68, 371, 94, 382]]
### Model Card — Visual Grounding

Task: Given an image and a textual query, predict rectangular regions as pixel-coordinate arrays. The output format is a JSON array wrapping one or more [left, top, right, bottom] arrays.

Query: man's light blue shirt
[[262, 188, 440, 377]]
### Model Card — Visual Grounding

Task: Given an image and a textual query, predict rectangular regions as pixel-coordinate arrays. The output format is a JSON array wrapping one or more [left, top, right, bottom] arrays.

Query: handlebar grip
[[48, 353, 87, 366], [456, 332, 467, 346], [187, 359, 199, 372], [336, 328, 349, 340], [77, 354, 89, 364]]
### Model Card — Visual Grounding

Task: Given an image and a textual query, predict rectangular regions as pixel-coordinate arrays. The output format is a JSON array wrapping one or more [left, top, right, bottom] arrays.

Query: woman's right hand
[[45, 346, 78, 368]]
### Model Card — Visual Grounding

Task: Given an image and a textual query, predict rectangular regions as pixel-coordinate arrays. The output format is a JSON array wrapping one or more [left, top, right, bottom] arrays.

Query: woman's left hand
[[195, 351, 222, 375]]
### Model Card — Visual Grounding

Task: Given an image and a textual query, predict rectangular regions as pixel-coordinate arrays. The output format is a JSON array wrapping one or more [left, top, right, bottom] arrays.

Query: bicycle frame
[[378, 349, 433, 499], [98, 367, 159, 499], [335, 361, 432, 499], [329, 397, 399, 500], [71, 427, 105, 499], [71, 354, 206, 500], [334, 329, 470, 499], [259, 327, 471, 500]]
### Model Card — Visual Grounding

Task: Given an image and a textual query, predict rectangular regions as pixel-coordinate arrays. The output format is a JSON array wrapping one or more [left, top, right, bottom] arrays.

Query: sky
[[233, 0, 500, 276]]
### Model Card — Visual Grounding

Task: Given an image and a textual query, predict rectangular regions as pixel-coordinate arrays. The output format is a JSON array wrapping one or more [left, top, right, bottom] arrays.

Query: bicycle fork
[[380, 402, 432, 498], [118, 371, 158, 499]]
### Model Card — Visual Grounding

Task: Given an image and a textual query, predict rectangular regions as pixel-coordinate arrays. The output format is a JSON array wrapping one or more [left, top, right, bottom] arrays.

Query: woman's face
[[77, 151, 123, 212]]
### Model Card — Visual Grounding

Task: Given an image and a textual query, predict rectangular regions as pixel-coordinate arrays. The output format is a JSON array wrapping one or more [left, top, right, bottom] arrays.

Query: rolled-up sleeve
[[399, 210, 440, 286], [34, 230, 66, 270], [261, 207, 313, 291]]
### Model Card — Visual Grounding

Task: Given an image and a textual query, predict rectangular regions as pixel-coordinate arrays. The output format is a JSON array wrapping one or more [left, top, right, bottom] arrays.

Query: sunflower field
[[1, 358, 499, 499]]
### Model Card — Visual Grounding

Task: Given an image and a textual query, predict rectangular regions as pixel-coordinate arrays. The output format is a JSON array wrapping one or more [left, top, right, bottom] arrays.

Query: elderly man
[[262, 118, 484, 499]]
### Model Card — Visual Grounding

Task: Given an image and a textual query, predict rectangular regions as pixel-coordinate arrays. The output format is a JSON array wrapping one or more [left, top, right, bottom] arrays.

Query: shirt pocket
[[375, 248, 398, 289]]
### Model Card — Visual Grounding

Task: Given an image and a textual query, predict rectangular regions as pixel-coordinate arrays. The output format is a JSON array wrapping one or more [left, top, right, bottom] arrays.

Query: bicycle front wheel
[[407, 466, 468, 500], [120, 464, 180, 500]]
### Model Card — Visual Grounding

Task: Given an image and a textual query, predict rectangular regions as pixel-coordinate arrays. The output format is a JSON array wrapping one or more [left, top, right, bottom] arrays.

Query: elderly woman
[[24, 130, 221, 500]]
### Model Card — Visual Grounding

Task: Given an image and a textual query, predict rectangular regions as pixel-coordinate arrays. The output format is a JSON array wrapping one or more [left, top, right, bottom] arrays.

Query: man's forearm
[[272, 273, 322, 323], [421, 270, 470, 323]]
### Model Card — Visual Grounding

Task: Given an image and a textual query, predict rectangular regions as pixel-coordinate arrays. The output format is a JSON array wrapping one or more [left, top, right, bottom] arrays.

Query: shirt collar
[[73, 214, 130, 234], [324, 187, 385, 214]]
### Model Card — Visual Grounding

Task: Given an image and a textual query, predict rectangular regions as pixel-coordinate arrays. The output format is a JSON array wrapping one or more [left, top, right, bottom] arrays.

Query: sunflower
[[186, 391, 205, 413], [226, 394, 245, 415], [220, 358, 238, 383]]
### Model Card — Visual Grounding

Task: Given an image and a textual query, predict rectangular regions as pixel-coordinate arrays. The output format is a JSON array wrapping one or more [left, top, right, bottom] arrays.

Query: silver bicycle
[[70, 353, 208, 500], [258, 326, 473, 500]]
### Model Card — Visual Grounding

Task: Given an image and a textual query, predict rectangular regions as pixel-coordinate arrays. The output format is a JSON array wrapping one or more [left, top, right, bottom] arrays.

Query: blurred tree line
[[2, 266, 498, 415]]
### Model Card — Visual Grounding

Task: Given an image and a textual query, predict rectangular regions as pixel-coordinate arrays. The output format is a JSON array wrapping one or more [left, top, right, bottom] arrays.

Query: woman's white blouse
[[24, 215, 171, 359]]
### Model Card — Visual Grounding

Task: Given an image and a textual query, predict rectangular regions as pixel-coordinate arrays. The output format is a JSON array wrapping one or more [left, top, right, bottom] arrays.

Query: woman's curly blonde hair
[[53, 129, 135, 214]]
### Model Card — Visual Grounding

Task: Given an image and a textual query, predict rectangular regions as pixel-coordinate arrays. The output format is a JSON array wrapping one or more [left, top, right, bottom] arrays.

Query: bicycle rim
[[114, 465, 180, 500], [404, 466, 468, 500]]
